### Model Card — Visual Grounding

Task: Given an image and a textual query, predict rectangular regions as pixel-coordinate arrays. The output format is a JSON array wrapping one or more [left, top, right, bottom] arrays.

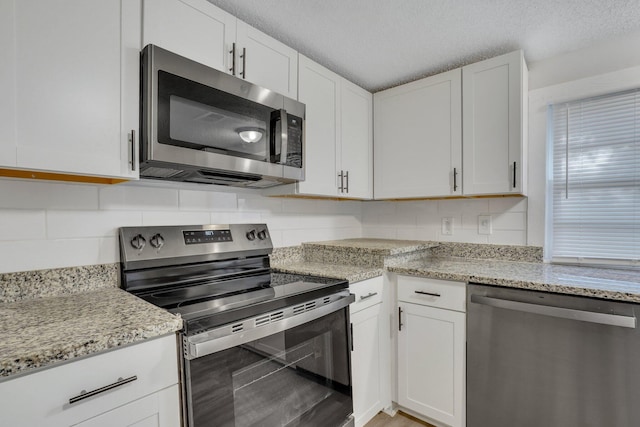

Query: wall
[[361, 198, 528, 245], [526, 30, 640, 247], [0, 179, 361, 273]]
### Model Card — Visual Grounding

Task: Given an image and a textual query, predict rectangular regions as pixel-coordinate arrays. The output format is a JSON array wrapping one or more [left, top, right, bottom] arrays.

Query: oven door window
[[184, 308, 352, 427], [157, 71, 275, 162]]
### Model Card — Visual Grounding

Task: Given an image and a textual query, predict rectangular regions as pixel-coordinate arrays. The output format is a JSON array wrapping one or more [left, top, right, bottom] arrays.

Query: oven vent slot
[[305, 301, 316, 310], [293, 304, 306, 315], [323, 296, 331, 305], [231, 323, 244, 333], [255, 311, 285, 327]]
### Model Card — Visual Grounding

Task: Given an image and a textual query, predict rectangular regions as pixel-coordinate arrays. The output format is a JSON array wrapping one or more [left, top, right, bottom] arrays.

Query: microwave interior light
[[238, 128, 264, 143]]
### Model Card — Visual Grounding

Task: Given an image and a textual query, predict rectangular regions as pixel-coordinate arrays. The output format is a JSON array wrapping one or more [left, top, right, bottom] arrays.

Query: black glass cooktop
[[134, 271, 348, 335]]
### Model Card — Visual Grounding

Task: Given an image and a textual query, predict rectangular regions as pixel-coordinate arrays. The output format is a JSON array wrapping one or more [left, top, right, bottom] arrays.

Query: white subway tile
[[142, 211, 210, 226], [263, 214, 360, 231], [0, 237, 118, 274], [0, 209, 46, 241], [488, 230, 527, 245], [396, 201, 438, 217], [267, 229, 284, 247], [211, 212, 262, 224], [438, 199, 489, 214], [47, 211, 142, 238], [237, 195, 283, 213], [489, 197, 528, 213], [282, 198, 321, 214], [396, 227, 438, 241], [362, 201, 397, 216], [99, 185, 179, 210], [179, 189, 237, 211], [492, 212, 527, 230], [362, 226, 397, 239], [0, 179, 98, 210], [377, 212, 416, 227], [437, 229, 489, 243]]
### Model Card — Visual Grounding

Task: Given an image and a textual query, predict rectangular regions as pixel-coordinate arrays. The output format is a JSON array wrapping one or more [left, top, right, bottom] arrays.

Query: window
[[547, 88, 640, 265]]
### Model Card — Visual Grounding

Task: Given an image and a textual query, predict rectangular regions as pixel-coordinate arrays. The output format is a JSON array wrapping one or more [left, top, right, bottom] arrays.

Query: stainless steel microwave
[[140, 44, 305, 187]]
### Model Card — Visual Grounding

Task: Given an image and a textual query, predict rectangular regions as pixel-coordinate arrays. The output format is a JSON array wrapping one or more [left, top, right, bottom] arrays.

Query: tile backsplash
[[0, 178, 528, 274]]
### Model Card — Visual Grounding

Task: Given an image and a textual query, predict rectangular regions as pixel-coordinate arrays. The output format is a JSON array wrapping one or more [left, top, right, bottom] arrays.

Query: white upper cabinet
[[296, 55, 340, 197], [143, 0, 297, 98], [276, 55, 372, 199], [374, 69, 462, 199], [143, 0, 236, 73], [340, 80, 373, 199], [462, 50, 528, 195], [235, 21, 298, 99], [1, 0, 140, 181]]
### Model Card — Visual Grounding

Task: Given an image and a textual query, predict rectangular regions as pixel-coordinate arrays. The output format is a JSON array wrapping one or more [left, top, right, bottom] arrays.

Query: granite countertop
[[389, 257, 640, 303], [272, 262, 384, 283], [304, 238, 439, 255], [0, 287, 182, 379]]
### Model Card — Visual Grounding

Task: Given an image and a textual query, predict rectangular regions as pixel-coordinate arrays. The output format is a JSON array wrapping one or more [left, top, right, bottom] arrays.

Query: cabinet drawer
[[397, 275, 466, 312], [0, 334, 178, 427], [349, 276, 383, 314]]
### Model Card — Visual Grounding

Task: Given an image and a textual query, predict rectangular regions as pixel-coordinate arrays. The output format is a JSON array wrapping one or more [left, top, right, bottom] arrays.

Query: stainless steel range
[[119, 224, 354, 427]]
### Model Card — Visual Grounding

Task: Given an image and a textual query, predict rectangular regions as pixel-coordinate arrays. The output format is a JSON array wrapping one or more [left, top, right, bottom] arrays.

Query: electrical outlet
[[441, 217, 453, 235], [478, 215, 492, 235]]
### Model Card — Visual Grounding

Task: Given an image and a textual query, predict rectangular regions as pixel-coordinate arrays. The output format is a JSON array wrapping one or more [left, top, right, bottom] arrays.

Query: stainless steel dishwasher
[[467, 283, 640, 427]]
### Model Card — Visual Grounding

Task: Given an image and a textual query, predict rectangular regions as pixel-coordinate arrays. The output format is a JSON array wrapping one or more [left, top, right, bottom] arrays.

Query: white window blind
[[548, 88, 640, 265]]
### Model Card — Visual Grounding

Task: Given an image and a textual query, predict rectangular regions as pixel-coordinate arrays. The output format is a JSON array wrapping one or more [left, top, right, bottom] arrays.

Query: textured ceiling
[[207, 0, 640, 92]]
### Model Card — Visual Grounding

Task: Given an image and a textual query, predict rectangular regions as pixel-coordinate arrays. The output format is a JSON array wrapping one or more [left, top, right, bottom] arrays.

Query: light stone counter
[[388, 256, 640, 303], [272, 261, 383, 283], [0, 265, 182, 380]]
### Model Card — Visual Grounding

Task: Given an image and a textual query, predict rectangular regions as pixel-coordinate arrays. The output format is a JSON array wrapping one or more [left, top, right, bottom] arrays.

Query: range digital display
[[183, 229, 233, 244]]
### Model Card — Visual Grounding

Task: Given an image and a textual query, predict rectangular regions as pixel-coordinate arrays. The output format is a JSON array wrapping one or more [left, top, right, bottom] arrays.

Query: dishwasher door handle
[[470, 294, 636, 328]]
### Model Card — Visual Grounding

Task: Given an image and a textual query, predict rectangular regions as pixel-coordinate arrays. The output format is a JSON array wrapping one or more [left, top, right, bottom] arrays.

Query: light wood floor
[[364, 411, 436, 427]]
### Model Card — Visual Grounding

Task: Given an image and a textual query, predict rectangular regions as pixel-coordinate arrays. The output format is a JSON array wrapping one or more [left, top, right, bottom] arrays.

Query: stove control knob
[[246, 229, 257, 241], [131, 234, 146, 250], [257, 230, 268, 240], [150, 233, 165, 249]]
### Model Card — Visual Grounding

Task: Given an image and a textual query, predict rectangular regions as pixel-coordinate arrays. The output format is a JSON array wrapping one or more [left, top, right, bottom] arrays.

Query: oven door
[[182, 291, 354, 427]]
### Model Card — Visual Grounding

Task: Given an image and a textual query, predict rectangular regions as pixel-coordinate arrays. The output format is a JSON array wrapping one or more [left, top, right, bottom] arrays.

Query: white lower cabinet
[[350, 276, 386, 427], [397, 276, 466, 427], [0, 335, 179, 427]]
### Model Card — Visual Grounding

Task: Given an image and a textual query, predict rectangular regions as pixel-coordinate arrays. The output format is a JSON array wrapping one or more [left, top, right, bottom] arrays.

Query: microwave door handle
[[279, 109, 289, 165], [270, 110, 282, 162]]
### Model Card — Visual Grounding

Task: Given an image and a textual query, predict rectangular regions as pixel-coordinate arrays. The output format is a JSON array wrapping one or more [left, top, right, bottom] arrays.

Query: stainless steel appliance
[[140, 45, 305, 188], [467, 283, 640, 427], [119, 224, 354, 427]]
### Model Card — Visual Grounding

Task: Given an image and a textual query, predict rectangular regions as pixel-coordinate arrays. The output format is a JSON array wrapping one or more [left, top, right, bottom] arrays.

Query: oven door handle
[[184, 290, 355, 359]]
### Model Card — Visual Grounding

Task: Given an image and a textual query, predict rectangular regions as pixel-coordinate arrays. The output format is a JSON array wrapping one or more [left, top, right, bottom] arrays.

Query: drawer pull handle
[[69, 375, 138, 405], [415, 290, 441, 298], [360, 292, 378, 301]]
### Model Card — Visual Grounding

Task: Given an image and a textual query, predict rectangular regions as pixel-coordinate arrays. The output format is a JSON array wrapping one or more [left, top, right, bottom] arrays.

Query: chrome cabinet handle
[[398, 306, 403, 331], [240, 47, 246, 79], [69, 375, 138, 405], [512, 161, 517, 188], [470, 294, 636, 328], [229, 43, 236, 75], [350, 323, 354, 351], [359, 292, 378, 301], [338, 170, 344, 192], [129, 130, 136, 171], [415, 290, 441, 297], [453, 167, 458, 192], [345, 170, 349, 193]]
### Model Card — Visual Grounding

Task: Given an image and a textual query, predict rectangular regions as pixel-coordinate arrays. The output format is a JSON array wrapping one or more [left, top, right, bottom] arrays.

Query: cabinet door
[[297, 55, 339, 197], [374, 69, 462, 199], [340, 80, 373, 199], [352, 303, 383, 427], [398, 302, 465, 427], [0, 0, 16, 166], [462, 50, 527, 195], [73, 385, 180, 427], [236, 20, 298, 99], [12, 0, 140, 179], [143, 0, 236, 73]]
